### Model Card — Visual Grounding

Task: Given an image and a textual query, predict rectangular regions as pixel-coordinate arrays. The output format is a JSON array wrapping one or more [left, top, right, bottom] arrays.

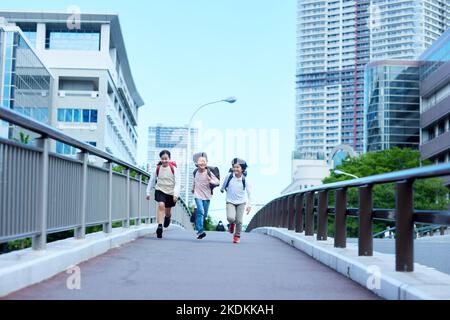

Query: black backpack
[[193, 166, 220, 195], [223, 168, 247, 191]]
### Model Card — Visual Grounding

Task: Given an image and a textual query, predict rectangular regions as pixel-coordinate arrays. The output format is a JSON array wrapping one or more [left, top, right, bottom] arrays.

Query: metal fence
[[0, 107, 193, 250], [247, 163, 450, 272]]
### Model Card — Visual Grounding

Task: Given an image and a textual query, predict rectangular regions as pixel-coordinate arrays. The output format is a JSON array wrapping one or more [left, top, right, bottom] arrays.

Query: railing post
[[334, 188, 347, 248], [295, 193, 304, 233], [317, 190, 328, 241], [396, 180, 414, 272], [283, 197, 289, 228], [32, 136, 49, 250], [305, 192, 314, 236], [124, 168, 130, 228], [103, 161, 113, 233], [288, 196, 295, 231], [358, 185, 373, 256], [75, 151, 88, 239], [276, 199, 281, 227], [137, 174, 142, 226], [269, 201, 276, 227], [265, 206, 269, 227]]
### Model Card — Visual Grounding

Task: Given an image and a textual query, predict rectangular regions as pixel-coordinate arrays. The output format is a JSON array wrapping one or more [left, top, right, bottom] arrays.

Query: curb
[[252, 227, 450, 300], [0, 224, 184, 297]]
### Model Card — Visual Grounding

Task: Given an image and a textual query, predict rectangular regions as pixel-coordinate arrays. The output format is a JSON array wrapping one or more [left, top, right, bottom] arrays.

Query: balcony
[[420, 131, 450, 160]]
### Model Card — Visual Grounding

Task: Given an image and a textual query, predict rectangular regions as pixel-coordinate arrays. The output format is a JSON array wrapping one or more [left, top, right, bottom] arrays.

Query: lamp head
[[223, 97, 237, 104]]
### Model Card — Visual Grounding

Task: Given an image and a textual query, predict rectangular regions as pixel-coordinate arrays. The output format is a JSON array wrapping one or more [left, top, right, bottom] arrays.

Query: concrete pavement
[[3, 228, 379, 300]]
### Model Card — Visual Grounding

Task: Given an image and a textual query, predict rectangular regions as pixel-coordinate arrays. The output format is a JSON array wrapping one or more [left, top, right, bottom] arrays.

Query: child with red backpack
[[191, 152, 220, 240], [146, 150, 180, 238], [221, 158, 252, 244]]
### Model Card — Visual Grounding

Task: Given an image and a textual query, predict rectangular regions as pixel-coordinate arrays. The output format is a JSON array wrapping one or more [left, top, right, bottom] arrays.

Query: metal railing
[[0, 107, 193, 250], [247, 163, 450, 272]]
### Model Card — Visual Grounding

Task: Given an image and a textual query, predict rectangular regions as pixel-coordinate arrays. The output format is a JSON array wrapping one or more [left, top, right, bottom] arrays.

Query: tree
[[322, 148, 449, 237]]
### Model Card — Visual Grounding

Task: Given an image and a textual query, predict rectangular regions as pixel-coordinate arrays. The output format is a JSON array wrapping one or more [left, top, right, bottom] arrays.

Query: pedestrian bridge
[[1, 108, 450, 300]]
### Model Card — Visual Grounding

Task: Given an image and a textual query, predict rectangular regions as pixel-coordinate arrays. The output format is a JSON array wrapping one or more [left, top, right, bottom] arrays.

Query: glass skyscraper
[[0, 25, 53, 139], [364, 60, 421, 152]]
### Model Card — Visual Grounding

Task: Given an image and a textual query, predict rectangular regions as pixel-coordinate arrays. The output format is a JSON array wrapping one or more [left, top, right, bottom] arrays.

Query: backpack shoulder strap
[[156, 165, 161, 177], [242, 175, 246, 190], [224, 173, 234, 191], [193, 168, 198, 177], [169, 162, 175, 175]]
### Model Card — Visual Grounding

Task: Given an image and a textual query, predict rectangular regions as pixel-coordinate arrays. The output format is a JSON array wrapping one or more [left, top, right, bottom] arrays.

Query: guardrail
[[0, 107, 193, 251], [247, 163, 450, 272]]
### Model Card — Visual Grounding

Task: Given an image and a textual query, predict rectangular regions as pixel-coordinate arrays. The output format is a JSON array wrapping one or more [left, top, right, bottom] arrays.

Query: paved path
[[347, 236, 450, 275], [4, 228, 379, 300]]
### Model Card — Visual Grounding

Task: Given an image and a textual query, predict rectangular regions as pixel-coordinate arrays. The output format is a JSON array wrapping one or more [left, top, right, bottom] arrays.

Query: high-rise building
[[147, 125, 199, 205], [0, 11, 143, 164], [288, 0, 449, 193]]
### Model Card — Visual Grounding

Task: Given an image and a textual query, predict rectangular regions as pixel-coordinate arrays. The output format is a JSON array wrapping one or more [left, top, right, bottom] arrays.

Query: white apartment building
[[0, 11, 143, 164]]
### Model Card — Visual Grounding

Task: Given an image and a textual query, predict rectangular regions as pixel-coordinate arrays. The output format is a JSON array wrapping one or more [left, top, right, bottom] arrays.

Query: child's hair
[[232, 158, 247, 172], [159, 150, 171, 159]]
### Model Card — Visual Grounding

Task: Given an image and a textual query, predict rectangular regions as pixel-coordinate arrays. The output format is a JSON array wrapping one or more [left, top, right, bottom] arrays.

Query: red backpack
[[156, 161, 177, 177]]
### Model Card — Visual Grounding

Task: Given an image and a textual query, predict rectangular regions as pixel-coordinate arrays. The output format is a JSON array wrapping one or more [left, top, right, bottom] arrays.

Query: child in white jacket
[[221, 158, 252, 244]]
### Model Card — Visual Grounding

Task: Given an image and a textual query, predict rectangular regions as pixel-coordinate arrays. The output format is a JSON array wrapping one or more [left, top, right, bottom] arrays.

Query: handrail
[[279, 162, 450, 200], [247, 159, 450, 272], [0, 107, 147, 176], [0, 107, 194, 250]]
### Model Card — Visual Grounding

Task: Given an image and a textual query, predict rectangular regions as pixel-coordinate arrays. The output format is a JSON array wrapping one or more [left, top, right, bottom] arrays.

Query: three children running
[[146, 150, 251, 243]]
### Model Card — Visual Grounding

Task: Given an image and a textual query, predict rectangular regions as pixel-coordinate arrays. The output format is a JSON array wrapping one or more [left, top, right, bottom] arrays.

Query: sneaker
[[197, 232, 206, 240], [229, 223, 235, 234], [163, 215, 171, 228], [156, 226, 163, 238], [233, 235, 240, 244]]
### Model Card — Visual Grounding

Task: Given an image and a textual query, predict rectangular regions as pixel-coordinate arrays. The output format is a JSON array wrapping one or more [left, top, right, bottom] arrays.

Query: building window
[[56, 141, 78, 155], [57, 108, 98, 123], [46, 30, 100, 51], [83, 109, 90, 123], [428, 127, 436, 141], [438, 121, 446, 136], [56, 141, 96, 155]]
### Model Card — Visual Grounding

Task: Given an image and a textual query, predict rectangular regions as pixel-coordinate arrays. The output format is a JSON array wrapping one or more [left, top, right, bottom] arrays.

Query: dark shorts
[[155, 189, 176, 208]]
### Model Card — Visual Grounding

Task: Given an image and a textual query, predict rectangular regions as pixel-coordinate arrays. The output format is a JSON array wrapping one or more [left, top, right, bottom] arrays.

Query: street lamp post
[[185, 97, 237, 205], [333, 169, 359, 179]]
